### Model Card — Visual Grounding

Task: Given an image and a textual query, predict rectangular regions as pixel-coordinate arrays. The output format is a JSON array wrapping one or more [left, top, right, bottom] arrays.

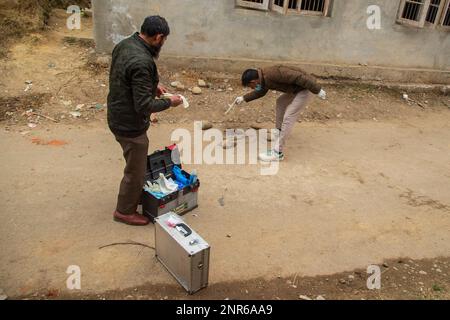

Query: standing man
[[235, 66, 327, 162], [108, 16, 183, 226]]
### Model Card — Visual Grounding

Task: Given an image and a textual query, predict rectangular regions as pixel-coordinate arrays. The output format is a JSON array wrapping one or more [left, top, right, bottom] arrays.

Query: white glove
[[235, 97, 245, 105], [318, 89, 327, 100], [162, 93, 190, 109]]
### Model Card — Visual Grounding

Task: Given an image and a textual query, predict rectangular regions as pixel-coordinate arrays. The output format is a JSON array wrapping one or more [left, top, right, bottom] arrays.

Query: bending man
[[236, 66, 326, 162]]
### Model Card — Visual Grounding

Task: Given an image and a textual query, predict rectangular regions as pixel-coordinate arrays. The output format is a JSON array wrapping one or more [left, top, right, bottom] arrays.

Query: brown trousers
[[115, 133, 149, 215]]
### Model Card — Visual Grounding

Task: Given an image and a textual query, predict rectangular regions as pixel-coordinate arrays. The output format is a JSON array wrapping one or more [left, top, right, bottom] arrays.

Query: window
[[426, 0, 442, 24], [441, 0, 450, 26], [397, 0, 450, 29], [236, 0, 270, 10], [237, 0, 331, 16], [273, 0, 330, 16]]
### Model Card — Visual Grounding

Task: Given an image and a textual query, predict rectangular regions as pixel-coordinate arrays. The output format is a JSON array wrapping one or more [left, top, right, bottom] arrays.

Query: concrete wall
[[92, 0, 450, 76]]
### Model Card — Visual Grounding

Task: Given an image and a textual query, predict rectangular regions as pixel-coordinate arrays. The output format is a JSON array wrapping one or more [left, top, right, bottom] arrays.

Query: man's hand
[[168, 95, 183, 107], [318, 89, 327, 100], [157, 85, 168, 97], [235, 96, 245, 105]]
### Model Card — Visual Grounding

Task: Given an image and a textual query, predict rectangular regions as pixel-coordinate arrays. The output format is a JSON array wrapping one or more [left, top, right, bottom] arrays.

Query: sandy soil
[[0, 9, 449, 300]]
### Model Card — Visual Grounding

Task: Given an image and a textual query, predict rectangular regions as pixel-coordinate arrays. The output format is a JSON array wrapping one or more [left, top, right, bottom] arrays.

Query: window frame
[[425, 0, 445, 27], [397, 0, 431, 28], [236, 0, 270, 11], [271, 0, 330, 16], [396, 0, 450, 30], [271, 0, 287, 14], [440, 0, 450, 28]]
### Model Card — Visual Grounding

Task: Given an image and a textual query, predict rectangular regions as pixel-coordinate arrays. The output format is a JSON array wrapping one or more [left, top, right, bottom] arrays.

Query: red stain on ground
[[31, 138, 68, 146]]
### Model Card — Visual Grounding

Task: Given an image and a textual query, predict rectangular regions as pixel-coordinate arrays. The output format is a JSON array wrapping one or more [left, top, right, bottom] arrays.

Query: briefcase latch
[[189, 239, 200, 246]]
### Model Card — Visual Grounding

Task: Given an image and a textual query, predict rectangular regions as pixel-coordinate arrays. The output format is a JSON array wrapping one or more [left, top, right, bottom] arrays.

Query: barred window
[[236, 0, 270, 10], [400, 0, 425, 22], [442, 0, 450, 26], [237, 0, 331, 16], [426, 0, 442, 23], [398, 0, 450, 29]]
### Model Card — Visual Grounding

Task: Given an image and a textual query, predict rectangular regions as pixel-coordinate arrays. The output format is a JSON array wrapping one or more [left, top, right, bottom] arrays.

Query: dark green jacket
[[107, 32, 171, 137]]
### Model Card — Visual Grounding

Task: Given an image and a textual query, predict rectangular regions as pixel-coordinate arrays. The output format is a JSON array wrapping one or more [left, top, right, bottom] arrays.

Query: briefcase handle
[[175, 223, 193, 237]]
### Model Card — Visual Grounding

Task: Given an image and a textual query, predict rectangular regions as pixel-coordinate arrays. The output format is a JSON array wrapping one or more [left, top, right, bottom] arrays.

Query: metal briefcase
[[155, 213, 210, 294]]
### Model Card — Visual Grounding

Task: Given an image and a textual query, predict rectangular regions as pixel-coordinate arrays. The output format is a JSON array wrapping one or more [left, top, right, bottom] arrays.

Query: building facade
[[92, 0, 450, 83]]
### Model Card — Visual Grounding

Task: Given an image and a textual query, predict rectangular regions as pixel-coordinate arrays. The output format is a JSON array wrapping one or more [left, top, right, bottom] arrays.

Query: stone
[[419, 270, 427, 275], [192, 87, 202, 95], [75, 104, 85, 111], [62, 100, 72, 107], [316, 295, 326, 300], [198, 79, 207, 87], [83, 8, 93, 17], [201, 121, 213, 131], [299, 295, 312, 300], [170, 81, 181, 88], [0, 289, 7, 300], [250, 124, 263, 130]]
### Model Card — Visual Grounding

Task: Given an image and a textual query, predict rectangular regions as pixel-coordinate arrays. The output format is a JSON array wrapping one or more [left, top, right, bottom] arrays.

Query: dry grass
[[0, 0, 90, 58]]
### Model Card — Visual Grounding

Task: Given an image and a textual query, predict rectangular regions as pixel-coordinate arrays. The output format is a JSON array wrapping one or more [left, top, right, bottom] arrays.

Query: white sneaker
[[259, 150, 285, 162]]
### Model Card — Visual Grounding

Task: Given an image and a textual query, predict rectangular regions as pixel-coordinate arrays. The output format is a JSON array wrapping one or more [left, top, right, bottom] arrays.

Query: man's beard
[[150, 43, 163, 59]]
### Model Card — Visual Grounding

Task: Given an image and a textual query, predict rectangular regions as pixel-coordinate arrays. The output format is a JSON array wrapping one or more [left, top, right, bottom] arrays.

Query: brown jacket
[[244, 65, 322, 103]]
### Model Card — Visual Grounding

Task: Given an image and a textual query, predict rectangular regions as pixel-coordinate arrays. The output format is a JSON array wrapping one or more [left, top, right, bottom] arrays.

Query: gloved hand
[[235, 96, 245, 105], [168, 95, 183, 107], [318, 89, 327, 100]]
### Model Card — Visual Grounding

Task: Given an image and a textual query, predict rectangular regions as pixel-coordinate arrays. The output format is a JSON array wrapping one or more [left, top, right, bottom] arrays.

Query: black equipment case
[[142, 145, 200, 222]]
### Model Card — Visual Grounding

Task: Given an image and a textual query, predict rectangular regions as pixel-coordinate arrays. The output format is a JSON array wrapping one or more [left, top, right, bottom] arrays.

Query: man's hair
[[242, 69, 259, 86], [141, 16, 170, 37]]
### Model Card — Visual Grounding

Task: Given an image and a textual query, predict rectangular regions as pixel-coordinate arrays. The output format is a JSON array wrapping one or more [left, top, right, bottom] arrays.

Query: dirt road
[[0, 113, 449, 299]]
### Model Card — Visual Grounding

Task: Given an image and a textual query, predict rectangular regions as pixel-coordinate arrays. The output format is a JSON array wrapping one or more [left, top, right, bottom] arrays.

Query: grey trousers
[[115, 133, 149, 215], [274, 90, 312, 153]]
